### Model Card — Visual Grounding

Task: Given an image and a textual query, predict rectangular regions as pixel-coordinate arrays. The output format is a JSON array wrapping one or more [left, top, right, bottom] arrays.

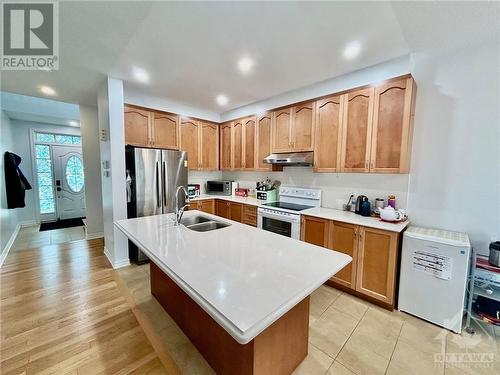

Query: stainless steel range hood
[[263, 152, 314, 166]]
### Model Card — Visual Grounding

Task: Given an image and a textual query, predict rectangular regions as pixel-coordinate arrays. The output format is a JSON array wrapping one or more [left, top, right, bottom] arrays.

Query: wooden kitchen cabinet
[[229, 202, 243, 222], [356, 227, 399, 305], [370, 77, 415, 173], [215, 199, 231, 219], [243, 117, 256, 169], [232, 120, 243, 169], [125, 106, 151, 146], [329, 221, 358, 289], [272, 108, 293, 152], [314, 96, 343, 172], [242, 204, 258, 227], [340, 88, 374, 172], [220, 122, 232, 170], [152, 112, 179, 149], [256, 113, 272, 170], [271, 104, 314, 153], [180, 118, 219, 171], [301, 215, 330, 247], [188, 199, 215, 214]]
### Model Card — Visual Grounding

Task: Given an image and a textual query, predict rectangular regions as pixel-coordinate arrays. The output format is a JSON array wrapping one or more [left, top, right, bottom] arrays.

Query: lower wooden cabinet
[[188, 199, 215, 214], [301, 215, 400, 307], [215, 200, 231, 219], [242, 205, 258, 227], [213, 200, 257, 227]]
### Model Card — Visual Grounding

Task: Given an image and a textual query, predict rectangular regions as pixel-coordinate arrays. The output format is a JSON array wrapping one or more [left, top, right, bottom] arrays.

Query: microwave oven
[[206, 180, 232, 196]]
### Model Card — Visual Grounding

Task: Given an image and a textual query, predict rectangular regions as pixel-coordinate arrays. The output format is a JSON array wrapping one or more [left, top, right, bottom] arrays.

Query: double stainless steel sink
[[180, 215, 230, 232]]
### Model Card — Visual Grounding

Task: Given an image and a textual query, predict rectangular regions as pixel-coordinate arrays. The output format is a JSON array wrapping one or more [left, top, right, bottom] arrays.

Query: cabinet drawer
[[242, 204, 258, 227]]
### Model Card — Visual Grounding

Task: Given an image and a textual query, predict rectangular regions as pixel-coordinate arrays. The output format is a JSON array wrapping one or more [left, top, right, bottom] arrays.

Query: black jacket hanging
[[4, 152, 32, 209]]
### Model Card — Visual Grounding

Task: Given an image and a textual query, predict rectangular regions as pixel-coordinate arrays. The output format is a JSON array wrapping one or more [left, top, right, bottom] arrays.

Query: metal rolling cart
[[465, 247, 500, 334]]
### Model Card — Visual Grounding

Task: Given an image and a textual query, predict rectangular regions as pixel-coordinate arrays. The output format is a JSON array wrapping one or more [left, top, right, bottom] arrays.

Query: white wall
[[124, 88, 221, 123], [221, 55, 411, 121], [98, 78, 129, 268], [0, 110, 21, 264], [80, 105, 104, 238], [408, 42, 500, 254], [9, 120, 80, 224]]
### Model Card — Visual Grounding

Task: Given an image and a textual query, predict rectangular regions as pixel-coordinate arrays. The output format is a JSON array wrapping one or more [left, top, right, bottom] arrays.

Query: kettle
[[355, 195, 368, 215]]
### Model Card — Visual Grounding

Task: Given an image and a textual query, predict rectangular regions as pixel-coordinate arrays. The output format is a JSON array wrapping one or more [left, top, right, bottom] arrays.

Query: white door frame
[[29, 128, 82, 223]]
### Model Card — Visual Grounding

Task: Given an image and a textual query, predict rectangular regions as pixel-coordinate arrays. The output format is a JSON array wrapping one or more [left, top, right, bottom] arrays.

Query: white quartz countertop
[[301, 207, 410, 233], [190, 194, 265, 206], [114, 211, 351, 344]]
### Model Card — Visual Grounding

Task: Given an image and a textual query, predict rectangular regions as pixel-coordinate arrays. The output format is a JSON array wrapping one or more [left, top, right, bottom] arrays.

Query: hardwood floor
[[0, 238, 172, 375]]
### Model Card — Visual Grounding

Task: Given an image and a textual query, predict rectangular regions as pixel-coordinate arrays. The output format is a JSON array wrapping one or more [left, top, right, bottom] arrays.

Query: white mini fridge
[[398, 226, 471, 333]]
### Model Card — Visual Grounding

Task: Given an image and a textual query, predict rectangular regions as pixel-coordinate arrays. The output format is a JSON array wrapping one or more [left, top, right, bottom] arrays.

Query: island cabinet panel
[[272, 108, 293, 152], [243, 117, 256, 169], [329, 222, 358, 289], [152, 112, 179, 149], [300, 215, 329, 247], [356, 227, 399, 305], [242, 204, 258, 227], [292, 102, 315, 152], [256, 113, 272, 170], [179, 117, 200, 170], [151, 262, 310, 375], [124, 106, 151, 147], [220, 122, 232, 170], [200, 121, 219, 170], [314, 95, 343, 172], [370, 77, 415, 173], [215, 199, 231, 219], [340, 88, 374, 172]]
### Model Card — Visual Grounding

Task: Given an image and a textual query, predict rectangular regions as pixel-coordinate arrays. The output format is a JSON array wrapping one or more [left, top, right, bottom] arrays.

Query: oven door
[[257, 209, 301, 239]]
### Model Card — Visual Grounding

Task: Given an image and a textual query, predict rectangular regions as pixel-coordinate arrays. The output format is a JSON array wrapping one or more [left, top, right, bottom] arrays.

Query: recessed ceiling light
[[216, 94, 229, 106], [39, 85, 56, 96], [68, 120, 79, 127], [343, 41, 361, 60], [132, 66, 149, 84], [237, 57, 254, 74]]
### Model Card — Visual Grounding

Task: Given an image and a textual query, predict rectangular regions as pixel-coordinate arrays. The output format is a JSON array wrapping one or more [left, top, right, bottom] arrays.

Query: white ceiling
[[1, 1, 498, 114]]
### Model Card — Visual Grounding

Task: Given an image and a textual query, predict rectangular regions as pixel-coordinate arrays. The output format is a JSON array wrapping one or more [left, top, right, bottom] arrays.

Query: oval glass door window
[[65, 155, 84, 192]]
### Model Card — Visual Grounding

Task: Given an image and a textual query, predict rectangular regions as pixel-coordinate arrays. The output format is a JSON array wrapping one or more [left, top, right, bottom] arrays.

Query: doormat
[[39, 218, 85, 231]]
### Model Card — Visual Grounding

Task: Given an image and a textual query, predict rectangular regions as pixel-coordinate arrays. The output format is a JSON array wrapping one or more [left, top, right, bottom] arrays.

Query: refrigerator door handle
[[162, 161, 167, 208], [155, 161, 161, 208]]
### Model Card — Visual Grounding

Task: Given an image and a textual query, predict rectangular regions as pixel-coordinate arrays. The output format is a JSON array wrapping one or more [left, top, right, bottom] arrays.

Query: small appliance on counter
[[489, 241, 500, 267], [187, 184, 200, 198], [355, 195, 369, 215], [235, 188, 249, 197], [206, 180, 232, 196], [373, 198, 385, 215], [379, 206, 408, 222]]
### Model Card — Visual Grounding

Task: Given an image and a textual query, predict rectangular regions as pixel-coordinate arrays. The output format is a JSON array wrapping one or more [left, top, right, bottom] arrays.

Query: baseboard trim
[[104, 246, 130, 269], [0, 223, 21, 268], [20, 220, 38, 227], [86, 231, 104, 240]]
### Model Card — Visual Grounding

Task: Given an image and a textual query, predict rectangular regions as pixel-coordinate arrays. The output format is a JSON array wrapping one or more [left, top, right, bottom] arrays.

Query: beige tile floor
[[116, 263, 500, 375], [11, 224, 86, 251]]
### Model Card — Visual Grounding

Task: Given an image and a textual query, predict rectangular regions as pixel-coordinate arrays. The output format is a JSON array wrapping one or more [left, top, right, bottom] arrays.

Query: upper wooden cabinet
[[220, 122, 232, 170], [124, 105, 179, 149], [340, 88, 374, 172], [314, 96, 343, 172], [232, 120, 243, 169], [243, 117, 256, 169], [256, 113, 272, 170], [179, 117, 219, 171], [370, 78, 415, 173], [271, 104, 315, 153]]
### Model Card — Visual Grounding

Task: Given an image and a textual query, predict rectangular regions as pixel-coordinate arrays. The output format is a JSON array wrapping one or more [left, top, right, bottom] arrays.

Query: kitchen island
[[115, 211, 351, 375]]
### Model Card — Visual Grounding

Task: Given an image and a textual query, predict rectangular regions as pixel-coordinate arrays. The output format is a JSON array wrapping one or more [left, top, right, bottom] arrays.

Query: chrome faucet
[[175, 185, 190, 225]]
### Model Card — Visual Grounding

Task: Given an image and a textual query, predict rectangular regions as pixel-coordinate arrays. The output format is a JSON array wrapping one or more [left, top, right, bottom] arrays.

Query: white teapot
[[380, 206, 407, 222]]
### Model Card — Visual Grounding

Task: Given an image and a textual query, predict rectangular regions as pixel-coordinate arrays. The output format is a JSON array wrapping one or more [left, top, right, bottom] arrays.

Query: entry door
[[52, 145, 86, 219]]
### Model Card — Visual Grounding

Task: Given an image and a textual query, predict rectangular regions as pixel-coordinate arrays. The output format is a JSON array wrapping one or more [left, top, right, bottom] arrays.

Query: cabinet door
[[215, 200, 230, 219], [232, 120, 243, 169], [314, 96, 343, 172], [229, 202, 242, 222], [340, 88, 374, 172], [152, 112, 178, 149], [220, 122, 232, 170], [200, 199, 214, 214], [243, 117, 256, 169], [272, 108, 292, 152], [179, 117, 200, 170], [124, 106, 151, 147], [256, 113, 272, 170], [300, 215, 329, 247], [200, 121, 219, 170], [292, 102, 314, 151], [356, 227, 398, 304], [329, 222, 358, 289], [370, 78, 415, 173]]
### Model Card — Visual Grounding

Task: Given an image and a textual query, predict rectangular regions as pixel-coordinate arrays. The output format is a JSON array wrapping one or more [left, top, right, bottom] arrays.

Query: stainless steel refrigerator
[[126, 146, 188, 263]]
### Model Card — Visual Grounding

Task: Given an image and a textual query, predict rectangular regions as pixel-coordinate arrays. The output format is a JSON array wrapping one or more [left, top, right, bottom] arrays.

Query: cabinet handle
[[365, 160, 368, 169], [370, 160, 374, 170]]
